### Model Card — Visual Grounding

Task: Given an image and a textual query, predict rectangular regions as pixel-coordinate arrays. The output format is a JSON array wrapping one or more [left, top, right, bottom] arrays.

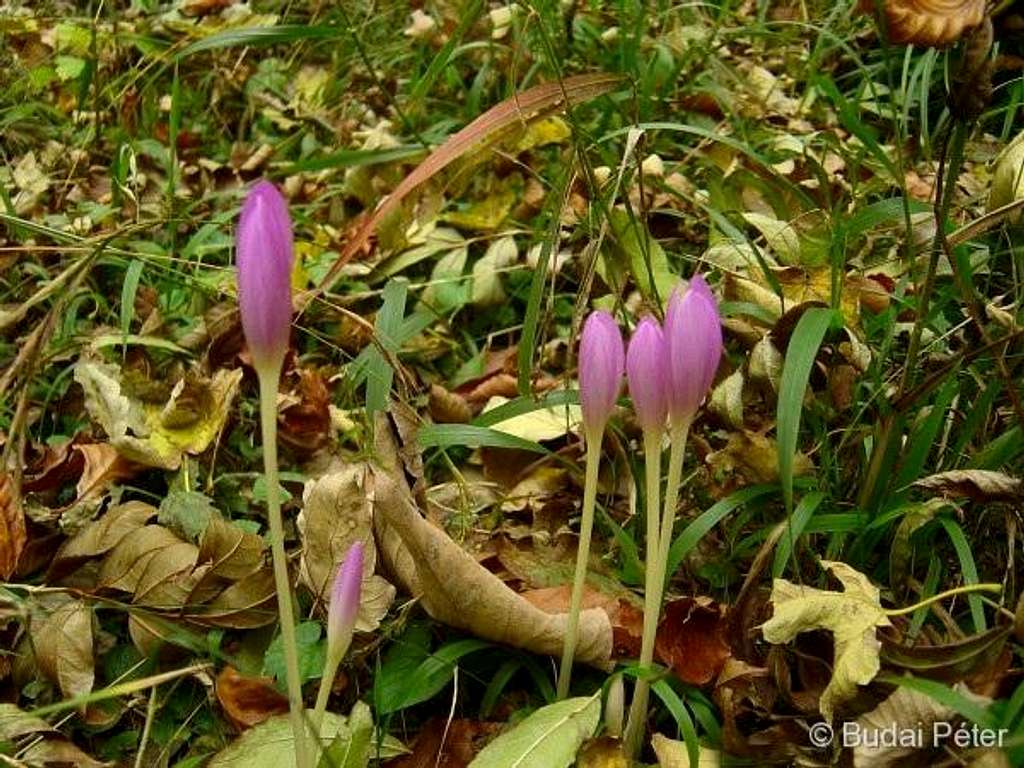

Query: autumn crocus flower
[[622, 316, 670, 752], [314, 541, 364, 731], [557, 310, 624, 700], [625, 275, 723, 756], [236, 180, 310, 768], [663, 275, 722, 425], [578, 310, 625, 439], [626, 317, 668, 434], [237, 180, 294, 374]]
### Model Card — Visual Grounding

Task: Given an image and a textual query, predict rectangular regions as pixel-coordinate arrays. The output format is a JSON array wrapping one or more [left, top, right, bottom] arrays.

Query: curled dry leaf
[[30, 597, 94, 704], [0, 473, 26, 580], [914, 469, 1023, 503], [215, 665, 289, 731], [761, 560, 891, 721], [859, 0, 986, 47], [299, 465, 395, 632], [372, 420, 612, 668]]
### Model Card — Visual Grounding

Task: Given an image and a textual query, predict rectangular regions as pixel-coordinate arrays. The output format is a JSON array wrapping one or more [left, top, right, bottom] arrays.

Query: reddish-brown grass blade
[[312, 72, 624, 297]]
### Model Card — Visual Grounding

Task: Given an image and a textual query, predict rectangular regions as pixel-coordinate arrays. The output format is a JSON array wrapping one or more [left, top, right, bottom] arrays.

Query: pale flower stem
[[624, 428, 663, 756], [312, 651, 341, 735], [258, 371, 311, 768], [655, 419, 691, 605], [556, 428, 603, 700]]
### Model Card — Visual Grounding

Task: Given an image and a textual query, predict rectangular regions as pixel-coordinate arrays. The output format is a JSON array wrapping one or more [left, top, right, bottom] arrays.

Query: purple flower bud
[[327, 541, 364, 663], [236, 180, 294, 373], [663, 275, 722, 422], [626, 317, 668, 433], [579, 311, 625, 435]]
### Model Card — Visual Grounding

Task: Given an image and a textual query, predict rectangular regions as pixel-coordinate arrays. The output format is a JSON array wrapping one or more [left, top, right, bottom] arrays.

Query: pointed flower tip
[[236, 179, 294, 373], [327, 541, 364, 659], [626, 316, 668, 433], [579, 311, 625, 436], [663, 274, 723, 423]]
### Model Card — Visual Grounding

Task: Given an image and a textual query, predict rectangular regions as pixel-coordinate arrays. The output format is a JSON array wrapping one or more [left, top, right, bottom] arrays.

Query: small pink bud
[[663, 275, 722, 423], [579, 311, 625, 436], [327, 541, 364, 664], [236, 180, 294, 373], [626, 317, 668, 433]]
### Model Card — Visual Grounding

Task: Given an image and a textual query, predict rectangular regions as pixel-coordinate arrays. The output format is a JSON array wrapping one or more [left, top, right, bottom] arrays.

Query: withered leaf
[[216, 665, 289, 731], [98, 525, 184, 592], [914, 470, 1023, 503], [299, 466, 395, 633], [655, 597, 732, 686], [187, 567, 277, 628], [372, 420, 612, 668], [200, 516, 265, 581], [0, 473, 26, 580], [31, 597, 94, 703], [50, 501, 156, 581]]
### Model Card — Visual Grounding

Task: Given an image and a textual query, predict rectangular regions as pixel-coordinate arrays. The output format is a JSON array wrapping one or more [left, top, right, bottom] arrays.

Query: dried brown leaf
[[49, 501, 156, 581], [914, 470, 1023, 503], [216, 665, 289, 731], [860, 0, 986, 47], [371, 420, 612, 668], [299, 466, 395, 632], [98, 524, 184, 592], [199, 516, 265, 581], [31, 597, 94, 703], [0, 473, 26, 579], [656, 597, 732, 686]]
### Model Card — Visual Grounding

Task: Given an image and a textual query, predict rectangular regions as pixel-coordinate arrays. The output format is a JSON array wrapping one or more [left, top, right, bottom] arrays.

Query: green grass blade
[[938, 517, 986, 632], [777, 307, 834, 513]]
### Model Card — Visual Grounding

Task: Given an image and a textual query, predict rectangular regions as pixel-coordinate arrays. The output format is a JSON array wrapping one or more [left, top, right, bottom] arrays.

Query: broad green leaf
[[761, 560, 891, 721], [468, 694, 600, 768], [208, 704, 405, 768]]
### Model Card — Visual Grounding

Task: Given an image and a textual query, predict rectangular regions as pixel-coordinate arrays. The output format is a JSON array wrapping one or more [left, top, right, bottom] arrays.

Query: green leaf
[[418, 424, 549, 454], [375, 631, 490, 715], [157, 490, 217, 543], [318, 701, 373, 768], [366, 279, 407, 417], [467, 694, 600, 768], [776, 307, 834, 513], [262, 621, 325, 687], [209, 704, 404, 768]]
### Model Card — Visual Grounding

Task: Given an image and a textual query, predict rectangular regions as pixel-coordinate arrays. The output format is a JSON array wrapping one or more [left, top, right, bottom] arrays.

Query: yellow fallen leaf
[[761, 560, 892, 721]]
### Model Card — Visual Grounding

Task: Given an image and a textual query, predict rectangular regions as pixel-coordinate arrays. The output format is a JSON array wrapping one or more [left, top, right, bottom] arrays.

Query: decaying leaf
[[372, 420, 612, 668], [576, 736, 629, 768], [851, 683, 989, 767], [859, 0, 986, 47], [30, 597, 95, 703], [655, 597, 732, 686], [0, 473, 26, 580], [707, 430, 813, 485], [299, 466, 395, 632], [49, 501, 156, 581], [215, 665, 289, 731], [74, 360, 242, 470], [761, 560, 891, 721], [914, 470, 1023, 503]]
